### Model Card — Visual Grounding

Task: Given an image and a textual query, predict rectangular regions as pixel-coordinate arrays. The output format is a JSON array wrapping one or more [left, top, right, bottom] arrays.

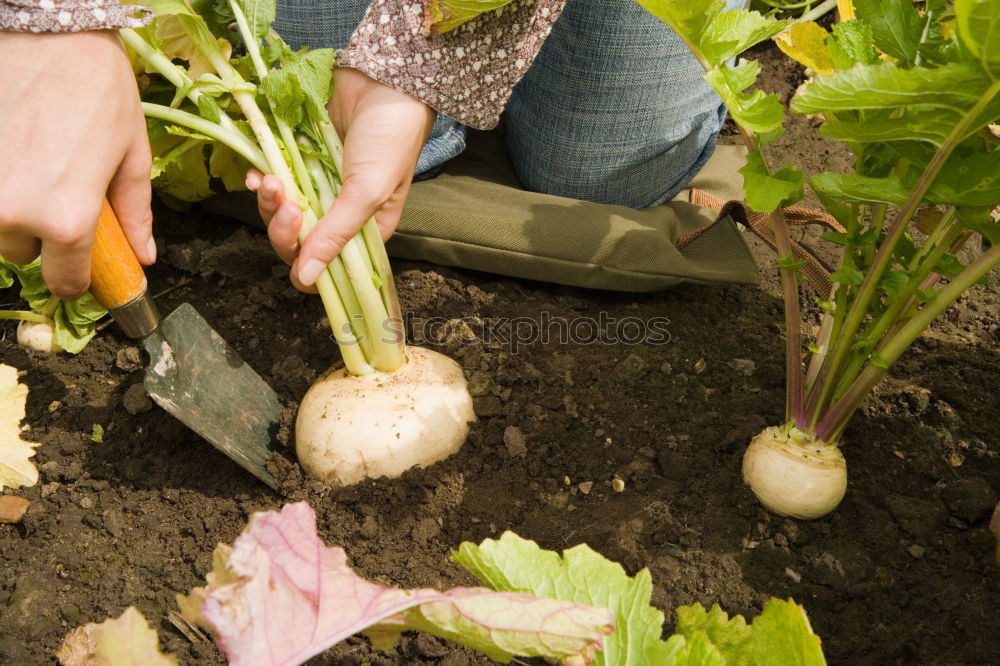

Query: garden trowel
[[89, 200, 281, 489]]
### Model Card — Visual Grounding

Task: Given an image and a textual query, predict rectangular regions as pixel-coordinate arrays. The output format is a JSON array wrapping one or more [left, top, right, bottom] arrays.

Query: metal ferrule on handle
[[89, 200, 161, 339]]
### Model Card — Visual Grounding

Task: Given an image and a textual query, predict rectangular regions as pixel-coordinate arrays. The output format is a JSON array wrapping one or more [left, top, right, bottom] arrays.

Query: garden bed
[[1, 47, 999, 665]]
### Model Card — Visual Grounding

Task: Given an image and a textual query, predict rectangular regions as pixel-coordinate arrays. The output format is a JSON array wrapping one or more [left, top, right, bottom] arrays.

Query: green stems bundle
[[124, 0, 405, 376]]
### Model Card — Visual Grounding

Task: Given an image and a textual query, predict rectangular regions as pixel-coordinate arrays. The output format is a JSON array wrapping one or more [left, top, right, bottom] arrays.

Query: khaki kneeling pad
[[203, 130, 757, 292]]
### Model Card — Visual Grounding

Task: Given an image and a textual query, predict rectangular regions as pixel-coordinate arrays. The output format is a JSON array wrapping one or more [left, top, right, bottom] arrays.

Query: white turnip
[[741, 425, 846, 520], [296, 347, 475, 486], [16, 320, 62, 354]]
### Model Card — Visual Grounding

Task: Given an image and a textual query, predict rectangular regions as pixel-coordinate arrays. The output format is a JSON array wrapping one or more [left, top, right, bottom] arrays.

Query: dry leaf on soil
[[0, 364, 40, 490]]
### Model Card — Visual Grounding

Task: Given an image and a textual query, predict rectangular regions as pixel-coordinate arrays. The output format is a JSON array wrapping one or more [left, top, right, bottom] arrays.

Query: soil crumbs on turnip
[[2, 47, 999, 665]]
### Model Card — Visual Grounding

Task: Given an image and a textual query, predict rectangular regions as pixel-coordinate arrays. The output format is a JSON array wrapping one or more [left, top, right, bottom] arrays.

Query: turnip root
[[16, 320, 62, 354], [741, 425, 846, 520], [295, 347, 475, 486]]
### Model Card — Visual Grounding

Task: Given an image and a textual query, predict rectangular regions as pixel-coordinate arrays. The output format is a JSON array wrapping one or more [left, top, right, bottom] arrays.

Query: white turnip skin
[[295, 346, 475, 486], [741, 424, 847, 520], [16, 320, 62, 353]]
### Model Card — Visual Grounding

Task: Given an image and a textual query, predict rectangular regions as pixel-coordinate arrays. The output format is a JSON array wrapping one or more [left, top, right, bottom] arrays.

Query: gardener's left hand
[[248, 67, 435, 292]]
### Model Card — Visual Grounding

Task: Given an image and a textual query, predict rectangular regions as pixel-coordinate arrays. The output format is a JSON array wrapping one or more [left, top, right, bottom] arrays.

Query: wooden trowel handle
[[89, 200, 160, 338]]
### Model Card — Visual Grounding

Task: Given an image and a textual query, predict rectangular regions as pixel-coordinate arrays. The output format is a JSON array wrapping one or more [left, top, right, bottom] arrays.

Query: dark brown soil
[[2, 47, 999, 666]]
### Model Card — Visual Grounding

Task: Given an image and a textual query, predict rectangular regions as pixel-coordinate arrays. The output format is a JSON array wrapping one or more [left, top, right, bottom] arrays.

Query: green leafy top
[[0, 259, 106, 354], [454, 531, 826, 665], [423, 0, 516, 34]]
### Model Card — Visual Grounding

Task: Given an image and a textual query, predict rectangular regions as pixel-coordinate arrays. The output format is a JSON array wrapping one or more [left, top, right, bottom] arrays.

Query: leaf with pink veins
[[179, 502, 614, 666]]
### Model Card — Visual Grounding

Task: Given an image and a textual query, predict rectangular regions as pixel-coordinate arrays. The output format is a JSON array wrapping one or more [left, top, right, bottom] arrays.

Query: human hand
[[248, 67, 435, 292], [0, 32, 154, 299]]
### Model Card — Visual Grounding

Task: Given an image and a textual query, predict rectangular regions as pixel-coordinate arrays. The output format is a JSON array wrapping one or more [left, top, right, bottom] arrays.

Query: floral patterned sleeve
[[0, 0, 150, 33], [338, 0, 568, 130]]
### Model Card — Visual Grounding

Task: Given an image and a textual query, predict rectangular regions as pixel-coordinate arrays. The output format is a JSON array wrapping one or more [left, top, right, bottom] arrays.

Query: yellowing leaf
[[0, 364, 39, 491], [838, 0, 855, 21], [776, 22, 836, 75], [56, 606, 178, 666]]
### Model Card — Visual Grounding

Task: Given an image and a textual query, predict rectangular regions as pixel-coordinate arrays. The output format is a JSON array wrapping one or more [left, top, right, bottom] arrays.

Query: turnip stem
[[0, 310, 50, 324], [737, 128, 804, 425], [817, 243, 1000, 441], [809, 81, 1000, 426], [829, 215, 962, 400], [140, 103, 268, 172], [40, 295, 60, 319]]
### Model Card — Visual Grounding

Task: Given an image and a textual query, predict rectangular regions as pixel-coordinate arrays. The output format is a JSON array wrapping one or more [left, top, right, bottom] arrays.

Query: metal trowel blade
[[141, 303, 281, 489]]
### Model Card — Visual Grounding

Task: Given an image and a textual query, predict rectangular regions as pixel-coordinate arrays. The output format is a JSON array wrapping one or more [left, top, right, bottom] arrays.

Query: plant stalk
[[816, 243, 1000, 441]]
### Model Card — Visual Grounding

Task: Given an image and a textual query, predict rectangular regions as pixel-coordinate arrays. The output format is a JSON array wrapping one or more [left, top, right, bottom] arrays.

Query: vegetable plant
[[124, 0, 474, 485], [456, 531, 827, 665], [0, 259, 106, 354], [58, 502, 826, 666], [635, 0, 1000, 518], [59, 502, 615, 666]]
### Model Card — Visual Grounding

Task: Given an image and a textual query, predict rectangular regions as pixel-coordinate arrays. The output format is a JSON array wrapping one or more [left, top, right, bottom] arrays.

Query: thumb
[[294, 183, 378, 286], [106, 133, 155, 265]]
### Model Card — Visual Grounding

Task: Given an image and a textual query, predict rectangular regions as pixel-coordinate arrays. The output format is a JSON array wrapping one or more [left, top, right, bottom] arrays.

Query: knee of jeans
[[511, 108, 725, 209]]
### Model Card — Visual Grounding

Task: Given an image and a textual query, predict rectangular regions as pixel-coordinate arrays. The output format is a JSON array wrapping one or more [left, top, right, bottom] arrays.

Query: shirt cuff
[[338, 0, 565, 130], [0, 0, 151, 33]]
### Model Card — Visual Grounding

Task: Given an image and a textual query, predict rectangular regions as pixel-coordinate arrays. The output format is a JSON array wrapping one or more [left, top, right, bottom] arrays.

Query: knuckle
[[49, 276, 89, 300], [45, 223, 89, 248]]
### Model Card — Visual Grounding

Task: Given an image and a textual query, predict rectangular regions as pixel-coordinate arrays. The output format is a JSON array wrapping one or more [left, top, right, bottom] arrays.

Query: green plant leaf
[[879, 270, 911, 299], [231, 0, 276, 42], [819, 113, 958, 147], [700, 10, 790, 67], [749, 599, 826, 665], [53, 294, 107, 354], [926, 148, 1000, 206], [853, 0, 924, 64], [830, 266, 864, 286], [793, 62, 991, 115], [633, 0, 727, 48], [955, 0, 1000, 77], [0, 259, 107, 354], [208, 143, 252, 191], [740, 150, 804, 213], [0, 262, 12, 289], [676, 604, 751, 663], [454, 533, 826, 665], [454, 531, 675, 665], [423, 0, 516, 34], [932, 253, 965, 278], [830, 19, 878, 66], [705, 62, 785, 138], [956, 205, 1000, 243], [810, 173, 910, 207], [775, 21, 836, 74], [260, 69, 306, 127]]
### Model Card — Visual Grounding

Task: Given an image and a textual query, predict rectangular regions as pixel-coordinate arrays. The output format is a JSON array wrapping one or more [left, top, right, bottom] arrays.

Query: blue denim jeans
[[275, 0, 740, 208]]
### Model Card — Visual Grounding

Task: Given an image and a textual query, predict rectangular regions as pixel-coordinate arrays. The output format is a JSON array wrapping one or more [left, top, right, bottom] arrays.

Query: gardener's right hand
[[0, 31, 155, 299]]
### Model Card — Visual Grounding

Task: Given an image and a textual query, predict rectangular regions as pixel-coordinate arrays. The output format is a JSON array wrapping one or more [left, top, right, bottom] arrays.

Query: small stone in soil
[[503, 426, 527, 458], [729, 358, 757, 376], [579, 481, 594, 495], [122, 383, 153, 415], [115, 347, 144, 373], [612, 477, 625, 493], [907, 544, 926, 559], [941, 478, 997, 523], [0, 495, 30, 524], [466, 370, 491, 397], [473, 396, 502, 417], [886, 494, 948, 539]]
